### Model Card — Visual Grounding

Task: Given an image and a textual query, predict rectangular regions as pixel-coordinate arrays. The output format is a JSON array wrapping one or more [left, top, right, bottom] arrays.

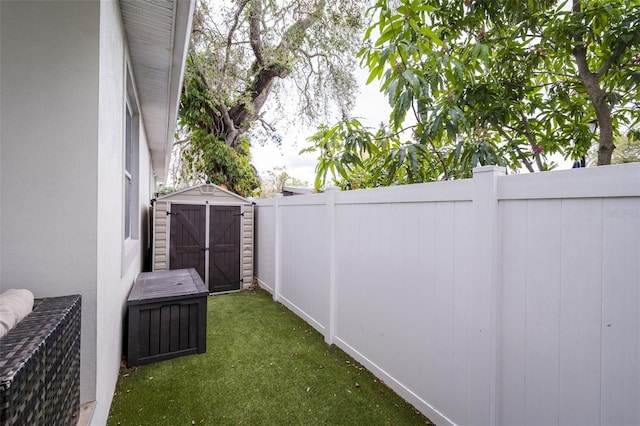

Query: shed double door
[[169, 204, 241, 293]]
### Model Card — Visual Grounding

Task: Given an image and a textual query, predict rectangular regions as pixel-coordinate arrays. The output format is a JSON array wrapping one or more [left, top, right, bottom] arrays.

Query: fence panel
[[333, 198, 475, 425], [496, 166, 640, 426], [279, 199, 330, 333], [254, 163, 640, 426]]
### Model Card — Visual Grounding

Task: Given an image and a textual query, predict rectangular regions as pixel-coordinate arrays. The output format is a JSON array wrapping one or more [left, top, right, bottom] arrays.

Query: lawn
[[108, 289, 433, 425]]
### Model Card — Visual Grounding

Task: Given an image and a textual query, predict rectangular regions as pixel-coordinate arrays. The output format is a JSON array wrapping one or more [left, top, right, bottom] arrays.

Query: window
[[125, 102, 133, 239], [124, 68, 139, 242], [122, 65, 141, 276]]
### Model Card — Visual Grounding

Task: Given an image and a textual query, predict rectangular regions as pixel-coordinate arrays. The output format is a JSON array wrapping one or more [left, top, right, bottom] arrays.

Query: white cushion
[[0, 289, 35, 338]]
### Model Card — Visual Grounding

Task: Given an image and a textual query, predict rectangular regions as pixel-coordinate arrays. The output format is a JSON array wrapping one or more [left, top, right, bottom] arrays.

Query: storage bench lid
[[127, 269, 209, 305]]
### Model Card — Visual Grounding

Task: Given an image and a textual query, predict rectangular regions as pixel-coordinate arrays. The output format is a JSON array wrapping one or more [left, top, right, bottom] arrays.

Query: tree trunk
[[223, 2, 324, 148], [571, 0, 615, 165], [226, 63, 289, 148], [573, 46, 616, 166], [188, 0, 327, 149]]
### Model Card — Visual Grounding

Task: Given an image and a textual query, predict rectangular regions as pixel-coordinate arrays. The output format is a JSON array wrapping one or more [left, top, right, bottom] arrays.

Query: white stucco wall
[[0, 2, 3, 284], [95, 1, 153, 422], [1, 2, 156, 423], [0, 0, 100, 404]]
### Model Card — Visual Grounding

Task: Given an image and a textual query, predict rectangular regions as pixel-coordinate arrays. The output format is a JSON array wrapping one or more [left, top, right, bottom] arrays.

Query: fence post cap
[[472, 165, 507, 175]]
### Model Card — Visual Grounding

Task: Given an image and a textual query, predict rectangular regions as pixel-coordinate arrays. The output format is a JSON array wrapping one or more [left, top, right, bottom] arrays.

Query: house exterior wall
[[0, 0, 3, 286], [0, 0, 100, 407], [94, 1, 153, 424], [1, 1, 157, 424]]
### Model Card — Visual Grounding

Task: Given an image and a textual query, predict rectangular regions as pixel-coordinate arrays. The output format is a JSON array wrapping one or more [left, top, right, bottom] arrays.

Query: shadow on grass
[[108, 289, 433, 425]]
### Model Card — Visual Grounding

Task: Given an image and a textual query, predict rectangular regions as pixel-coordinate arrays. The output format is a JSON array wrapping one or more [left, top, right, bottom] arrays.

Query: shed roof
[[157, 183, 253, 205]]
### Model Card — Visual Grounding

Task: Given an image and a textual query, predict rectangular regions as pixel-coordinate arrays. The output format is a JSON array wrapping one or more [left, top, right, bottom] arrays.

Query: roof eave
[[161, 0, 195, 182], [121, 0, 195, 183]]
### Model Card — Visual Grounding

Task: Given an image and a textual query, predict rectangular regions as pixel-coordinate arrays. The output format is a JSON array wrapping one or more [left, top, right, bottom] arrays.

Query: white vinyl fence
[[253, 164, 640, 426]]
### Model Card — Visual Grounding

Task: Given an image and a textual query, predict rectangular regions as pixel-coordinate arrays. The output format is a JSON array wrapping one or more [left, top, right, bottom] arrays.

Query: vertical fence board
[[451, 201, 474, 425], [559, 198, 603, 425], [498, 200, 528, 425], [431, 202, 456, 414], [524, 200, 562, 426], [412, 202, 438, 403]]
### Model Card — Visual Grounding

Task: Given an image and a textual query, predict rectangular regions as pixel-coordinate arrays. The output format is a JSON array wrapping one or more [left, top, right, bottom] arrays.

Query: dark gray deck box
[[127, 268, 208, 366]]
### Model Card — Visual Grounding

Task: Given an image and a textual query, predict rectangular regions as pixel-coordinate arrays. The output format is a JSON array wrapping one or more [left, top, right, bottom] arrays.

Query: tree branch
[[410, 101, 449, 180], [249, 0, 264, 66], [223, 0, 251, 75], [495, 125, 535, 172], [276, 1, 325, 54], [596, 41, 628, 78], [517, 111, 544, 171], [220, 102, 240, 147], [189, 57, 239, 145], [300, 49, 329, 61], [258, 118, 276, 133]]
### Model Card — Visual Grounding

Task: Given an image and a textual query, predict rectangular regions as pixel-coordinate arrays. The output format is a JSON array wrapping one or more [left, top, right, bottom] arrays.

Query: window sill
[[121, 237, 139, 277]]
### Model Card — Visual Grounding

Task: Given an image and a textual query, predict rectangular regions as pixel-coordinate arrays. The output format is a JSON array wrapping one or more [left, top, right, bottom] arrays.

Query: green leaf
[[402, 70, 420, 92], [419, 26, 443, 46]]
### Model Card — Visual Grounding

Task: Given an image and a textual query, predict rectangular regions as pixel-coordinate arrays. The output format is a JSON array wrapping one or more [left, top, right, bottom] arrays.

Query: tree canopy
[[307, 0, 640, 189], [173, 0, 367, 195]]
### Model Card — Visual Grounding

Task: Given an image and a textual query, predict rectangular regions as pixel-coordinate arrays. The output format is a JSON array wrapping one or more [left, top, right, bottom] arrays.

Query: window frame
[[122, 63, 140, 275], [124, 99, 134, 240]]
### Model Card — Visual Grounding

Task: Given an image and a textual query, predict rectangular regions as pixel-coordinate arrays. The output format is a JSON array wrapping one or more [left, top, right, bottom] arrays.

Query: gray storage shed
[[152, 184, 254, 293]]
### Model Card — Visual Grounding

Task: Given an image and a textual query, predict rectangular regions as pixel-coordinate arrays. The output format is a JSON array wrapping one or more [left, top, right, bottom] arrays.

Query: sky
[[250, 67, 391, 186]]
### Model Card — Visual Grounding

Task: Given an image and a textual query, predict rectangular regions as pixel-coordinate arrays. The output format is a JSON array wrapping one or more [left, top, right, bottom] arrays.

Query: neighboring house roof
[[120, 0, 195, 182], [157, 183, 254, 205], [282, 186, 316, 196]]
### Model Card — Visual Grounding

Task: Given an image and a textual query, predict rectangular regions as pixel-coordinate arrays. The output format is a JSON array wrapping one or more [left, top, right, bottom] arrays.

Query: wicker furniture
[[127, 269, 208, 367], [0, 295, 81, 426]]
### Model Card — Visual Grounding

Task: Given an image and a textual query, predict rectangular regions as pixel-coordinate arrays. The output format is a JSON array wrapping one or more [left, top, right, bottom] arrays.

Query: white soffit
[[120, 0, 195, 182]]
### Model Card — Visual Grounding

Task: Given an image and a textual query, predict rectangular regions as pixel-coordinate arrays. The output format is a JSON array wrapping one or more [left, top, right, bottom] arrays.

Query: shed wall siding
[[153, 202, 168, 271], [242, 205, 254, 287]]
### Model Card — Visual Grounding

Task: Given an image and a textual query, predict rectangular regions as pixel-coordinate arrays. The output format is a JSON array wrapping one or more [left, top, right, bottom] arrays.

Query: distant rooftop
[[282, 186, 315, 196]]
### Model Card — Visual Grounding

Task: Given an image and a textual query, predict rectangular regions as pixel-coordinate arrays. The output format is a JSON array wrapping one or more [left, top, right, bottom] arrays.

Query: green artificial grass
[[108, 289, 433, 425]]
